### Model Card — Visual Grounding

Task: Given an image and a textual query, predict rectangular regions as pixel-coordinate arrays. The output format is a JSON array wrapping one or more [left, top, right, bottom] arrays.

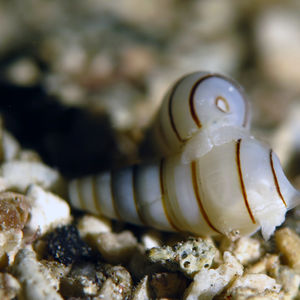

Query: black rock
[[47, 225, 93, 266]]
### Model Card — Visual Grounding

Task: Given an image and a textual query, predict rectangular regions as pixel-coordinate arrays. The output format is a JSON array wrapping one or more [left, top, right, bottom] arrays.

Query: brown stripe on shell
[[158, 111, 171, 150], [269, 150, 287, 207], [132, 164, 148, 225], [91, 176, 103, 215], [189, 76, 210, 129], [75, 180, 86, 210], [168, 77, 187, 143], [236, 139, 256, 224], [159, 159, 181, 231], [110, 171, 123, 221], [191, 160, 222, 234]]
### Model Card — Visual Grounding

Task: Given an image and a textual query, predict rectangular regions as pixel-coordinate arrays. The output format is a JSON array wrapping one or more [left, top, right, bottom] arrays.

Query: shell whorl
[[149, 72, 251, 157], [68, 71, 300, 239]]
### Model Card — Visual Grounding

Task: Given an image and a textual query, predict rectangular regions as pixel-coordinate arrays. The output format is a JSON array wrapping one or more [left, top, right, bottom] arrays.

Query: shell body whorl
[[69, 137, 299, 239]]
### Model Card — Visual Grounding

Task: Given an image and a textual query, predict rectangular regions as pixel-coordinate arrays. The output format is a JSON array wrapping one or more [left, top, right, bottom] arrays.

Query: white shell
[[68, 72, 300, 239]]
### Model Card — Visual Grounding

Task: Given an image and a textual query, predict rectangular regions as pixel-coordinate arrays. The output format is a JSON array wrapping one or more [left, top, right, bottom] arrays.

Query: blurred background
[[0, 0, 300, 183]]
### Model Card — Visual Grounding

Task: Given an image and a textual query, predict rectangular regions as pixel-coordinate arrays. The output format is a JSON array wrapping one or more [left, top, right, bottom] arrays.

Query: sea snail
[[68, 72, 300, 240]]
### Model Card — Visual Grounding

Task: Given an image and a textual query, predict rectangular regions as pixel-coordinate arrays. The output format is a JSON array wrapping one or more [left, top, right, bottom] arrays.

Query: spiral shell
[[68, 72, 300, 239]]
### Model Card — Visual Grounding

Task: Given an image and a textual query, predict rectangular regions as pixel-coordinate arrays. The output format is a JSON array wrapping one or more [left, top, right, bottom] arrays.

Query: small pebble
[[275, 227, 300, 271], [150, 272, 189, 299], [0, 192, 29, 231], [47, 225, 93, 266], [0, 272, 20, 300], [221, 236, 262, 265], [141, 230, 162, 249], [26, 184, 71, 235], [276, 266, 300, 299], [4, 57, 40, 86], [132, 276, 151, 300], [97, 265, 133, 300], [94, 230, 138, 264], [77, 214, 112, 238], [224, 273, 281, 299], [60, 262, 99, 298]]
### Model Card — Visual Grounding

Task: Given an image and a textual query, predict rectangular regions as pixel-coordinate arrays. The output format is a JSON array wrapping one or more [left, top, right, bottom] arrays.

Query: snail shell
[[68, 72, 300, 239], [69, 137, 300, 240], [147, 72, 251, 160]]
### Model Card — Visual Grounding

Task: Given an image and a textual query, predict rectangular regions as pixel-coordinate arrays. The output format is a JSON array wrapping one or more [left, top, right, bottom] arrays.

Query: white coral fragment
[[26, 184, 71, 235], [0, 160, 63, 193], [184, 251, 243, 300], [0, 229, 23, 267], [148, 238, 216, 277], [221, 236, 262, 265], [12, 247, 63, 300], [225, 273, 281, 299]]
